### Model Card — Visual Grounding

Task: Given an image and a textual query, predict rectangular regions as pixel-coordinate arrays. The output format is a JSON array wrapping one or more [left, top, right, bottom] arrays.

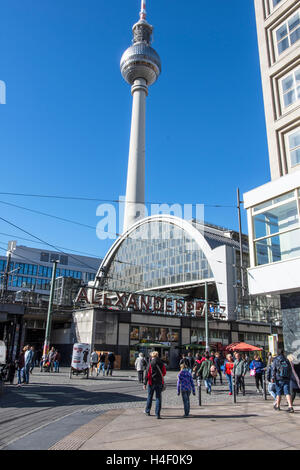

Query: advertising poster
[[71, 343, 90, 370]]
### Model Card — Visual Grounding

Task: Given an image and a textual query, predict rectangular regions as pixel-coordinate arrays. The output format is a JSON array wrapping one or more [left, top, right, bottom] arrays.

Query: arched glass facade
[[103, 220, 214, 292]]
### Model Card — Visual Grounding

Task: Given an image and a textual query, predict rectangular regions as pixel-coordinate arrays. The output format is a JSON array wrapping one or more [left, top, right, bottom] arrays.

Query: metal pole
[[43, 260, 58, 359], [263, 370, 267, 400], [197, 376, 201, 406], [205, 281, 209, 352], [237, 188, 245, 319], [233, 374, 237, 404]]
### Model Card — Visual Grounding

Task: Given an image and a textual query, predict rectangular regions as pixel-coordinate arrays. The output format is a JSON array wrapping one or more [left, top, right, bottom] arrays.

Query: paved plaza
[[0, 367, 299, 450]]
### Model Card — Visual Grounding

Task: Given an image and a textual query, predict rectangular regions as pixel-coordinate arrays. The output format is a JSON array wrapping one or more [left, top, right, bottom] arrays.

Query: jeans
[[17, 368, 23, 384], [54, 361, 60, 373], [226, 374, 232, 394], [213, 370, 223, 385], [145, 384, 162, 417], [235, 375, 245, 395], [275, 380, 290, 396], [98, 362, 105, 375], [268, 382, 276, 400], [181, 390, 191, 416], [106, 363, 113, 376], [23, 364, 30, 384], [255, 372, 263, 390], [138, 370, 144, 383], [204, 378, 212, 393]]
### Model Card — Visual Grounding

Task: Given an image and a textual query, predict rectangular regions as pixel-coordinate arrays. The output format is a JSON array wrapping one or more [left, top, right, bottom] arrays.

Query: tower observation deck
[[121, 1, 161, 233]]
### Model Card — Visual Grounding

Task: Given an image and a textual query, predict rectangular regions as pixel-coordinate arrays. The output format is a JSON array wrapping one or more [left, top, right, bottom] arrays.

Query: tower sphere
[[120, 19, 161, 86]]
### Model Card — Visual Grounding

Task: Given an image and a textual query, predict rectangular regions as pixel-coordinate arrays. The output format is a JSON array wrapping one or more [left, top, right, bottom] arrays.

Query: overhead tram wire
[[0, 199, 246, 271], [0, 192, 237, 209]]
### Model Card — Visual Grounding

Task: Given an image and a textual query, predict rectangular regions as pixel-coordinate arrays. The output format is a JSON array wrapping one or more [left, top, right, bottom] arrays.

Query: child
[[177, 363, 196, 417]]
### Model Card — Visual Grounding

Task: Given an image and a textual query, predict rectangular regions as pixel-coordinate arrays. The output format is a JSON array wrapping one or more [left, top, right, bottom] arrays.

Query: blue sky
[[0, 0, 270, 261]]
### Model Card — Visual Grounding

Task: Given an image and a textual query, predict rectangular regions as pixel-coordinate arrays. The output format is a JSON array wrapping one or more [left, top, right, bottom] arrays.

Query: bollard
[[263, 370, 267, 400], [233, 374, 237, 404], [197, 377, 201, 406]]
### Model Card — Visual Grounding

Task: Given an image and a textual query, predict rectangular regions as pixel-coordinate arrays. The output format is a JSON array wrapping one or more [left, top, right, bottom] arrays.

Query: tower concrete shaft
[[120, 1, 161, 233], [123, 78, 148, 233]]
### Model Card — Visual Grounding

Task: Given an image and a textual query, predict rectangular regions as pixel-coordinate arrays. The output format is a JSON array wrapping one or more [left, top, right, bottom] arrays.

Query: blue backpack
[[277, 358, 290, 379]]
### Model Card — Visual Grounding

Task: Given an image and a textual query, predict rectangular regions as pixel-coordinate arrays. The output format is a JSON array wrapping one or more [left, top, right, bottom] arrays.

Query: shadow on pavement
[[0, 384, 146, 413]]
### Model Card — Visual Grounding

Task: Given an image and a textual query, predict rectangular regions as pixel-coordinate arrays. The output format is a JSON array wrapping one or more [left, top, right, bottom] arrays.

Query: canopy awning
[[134, 342, 171, 349], [225, 342, 263, 352]]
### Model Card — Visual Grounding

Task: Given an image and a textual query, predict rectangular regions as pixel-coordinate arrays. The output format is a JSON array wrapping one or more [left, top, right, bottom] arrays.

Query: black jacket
[[144, 357, 165, 386], [108, 353, 115, 363], [290, 363, 300, 391]]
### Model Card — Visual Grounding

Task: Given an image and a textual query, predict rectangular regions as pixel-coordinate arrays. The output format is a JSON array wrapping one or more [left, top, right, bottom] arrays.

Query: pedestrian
[[177, 362, 195, 417], [272, 349, 294, 413], [29, 346, 35, 374], [179, 354, 189, 368], [6, 360, 16, 385], [224, 353, 234, 395], [213, 352, 223, 385], [97, 352, 106, 376], [186, 352, 195, 374], [143, 351, 166, 419], [233, 352, 247, 395], [54, 350, 61, 373], [48, 347, 56, 373], [199, 352, 214, 394], [266, 355, 277, 402], [135, 353, 147, 383], [249, 353, 266, 394], [106, 351, 115, 376], [16, 348, 26, 386], [192, 353, 202, 379], [90, 348, 99, 377], [24, 345, 33, 384], [287, 354, 300, 405]]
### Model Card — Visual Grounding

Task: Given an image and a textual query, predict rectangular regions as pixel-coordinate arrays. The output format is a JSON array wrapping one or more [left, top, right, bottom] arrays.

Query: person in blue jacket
[[249, 353, 266, 394]]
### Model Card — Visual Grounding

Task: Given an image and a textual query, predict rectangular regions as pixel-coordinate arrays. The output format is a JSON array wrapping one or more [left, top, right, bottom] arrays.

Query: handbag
[[250, 369, 256, 376], [156, 364, 166, 391]]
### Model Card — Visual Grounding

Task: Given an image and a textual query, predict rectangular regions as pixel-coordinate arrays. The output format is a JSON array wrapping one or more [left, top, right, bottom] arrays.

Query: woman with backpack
[[249, 353, 266, 394], [135, 353, 147, 383]]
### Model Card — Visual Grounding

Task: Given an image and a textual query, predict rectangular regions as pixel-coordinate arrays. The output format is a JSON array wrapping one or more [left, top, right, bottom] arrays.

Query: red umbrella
[[225, 342, 263, 352]]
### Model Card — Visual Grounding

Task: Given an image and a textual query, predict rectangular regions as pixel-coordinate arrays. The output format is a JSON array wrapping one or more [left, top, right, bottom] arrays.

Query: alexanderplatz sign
[[75, 288, 226, 319]]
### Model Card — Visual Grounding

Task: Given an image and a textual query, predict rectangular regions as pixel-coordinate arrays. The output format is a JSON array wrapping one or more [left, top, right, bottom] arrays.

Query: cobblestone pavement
[[0, 367, 294, 450]]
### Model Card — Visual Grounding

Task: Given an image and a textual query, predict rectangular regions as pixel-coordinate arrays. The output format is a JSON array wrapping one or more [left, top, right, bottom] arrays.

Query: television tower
[[121, 0, 161, 233]]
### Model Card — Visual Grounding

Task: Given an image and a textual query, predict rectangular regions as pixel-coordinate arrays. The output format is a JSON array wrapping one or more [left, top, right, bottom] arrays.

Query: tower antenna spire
[[140, 0, 147, 21]]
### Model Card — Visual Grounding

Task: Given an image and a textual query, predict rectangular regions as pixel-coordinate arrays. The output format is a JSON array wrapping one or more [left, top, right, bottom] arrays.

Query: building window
[[253, 192, 300, 265], [60, 255, 68, 265], [40, 252, 49, 262], [269, 0, 286, 12], [287, 128, 300, 167], [275, 10, 300, 56], [280, 67, 300, 110]]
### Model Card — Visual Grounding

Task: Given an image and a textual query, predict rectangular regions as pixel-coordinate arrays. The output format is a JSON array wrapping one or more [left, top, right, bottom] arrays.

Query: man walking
[[24, 345, 34, 384], [213, 352, 223, 385], [272, 349, 294, 413], [186, 352, 195, 374], [90, 348, 99, 377], [143, 351, 166, 419], [97, 352, 106, 376], [233, 352, 247, 395], [106, 351, 115, 376]]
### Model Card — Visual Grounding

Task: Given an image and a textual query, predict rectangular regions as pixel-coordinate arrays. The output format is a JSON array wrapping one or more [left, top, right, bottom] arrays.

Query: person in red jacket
[[143, 351, 166, 419], [225, 353, 234, 395]]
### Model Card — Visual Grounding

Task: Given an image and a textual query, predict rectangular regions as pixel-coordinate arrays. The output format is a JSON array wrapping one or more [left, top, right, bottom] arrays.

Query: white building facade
[[244, 0, 300, 358]]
